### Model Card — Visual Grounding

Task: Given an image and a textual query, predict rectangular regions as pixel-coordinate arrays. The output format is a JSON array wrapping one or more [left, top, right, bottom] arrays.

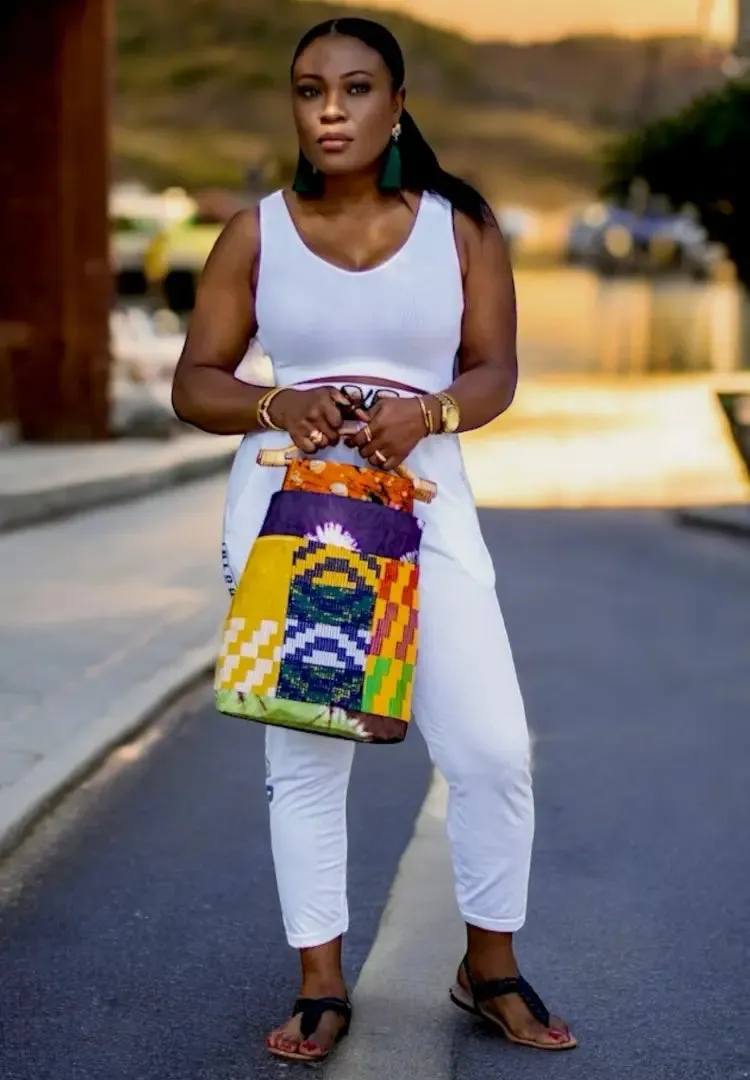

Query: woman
[[172, 16, 575, 1063]]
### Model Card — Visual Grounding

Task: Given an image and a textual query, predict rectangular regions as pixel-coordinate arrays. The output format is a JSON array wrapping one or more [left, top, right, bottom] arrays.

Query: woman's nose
[[321, 93, 347, 122]]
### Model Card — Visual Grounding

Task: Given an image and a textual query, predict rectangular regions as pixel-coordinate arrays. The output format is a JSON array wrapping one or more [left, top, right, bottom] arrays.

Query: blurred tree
[[601, 81, 750, 286]]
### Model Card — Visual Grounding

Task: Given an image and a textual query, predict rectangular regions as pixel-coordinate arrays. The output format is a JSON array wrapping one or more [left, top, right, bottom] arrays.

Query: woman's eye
[[348, 83, 371, 95], [296, 85, 319, 99]]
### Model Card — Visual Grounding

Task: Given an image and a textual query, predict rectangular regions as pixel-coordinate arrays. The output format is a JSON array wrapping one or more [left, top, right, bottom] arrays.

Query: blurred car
[[656, 213, 726, 280], [597, 206, 674, 274], [145, 190, 249, 313], [565, 202, 613, 264], [565, 201, 721, 278], [111, 185, 195, 297], [111, 214, 163, 298]]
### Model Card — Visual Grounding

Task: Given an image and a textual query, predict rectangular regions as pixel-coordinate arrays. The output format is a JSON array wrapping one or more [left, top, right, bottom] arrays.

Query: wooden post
[[0, 0, 112, 441]]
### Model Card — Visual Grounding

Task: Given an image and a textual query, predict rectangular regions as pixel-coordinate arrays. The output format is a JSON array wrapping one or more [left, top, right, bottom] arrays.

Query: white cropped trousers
[[264, 550, 535, 949]]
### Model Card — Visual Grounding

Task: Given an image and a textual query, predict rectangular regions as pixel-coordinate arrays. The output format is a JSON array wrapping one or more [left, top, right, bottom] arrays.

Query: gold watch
[[434, 391, 460, 434]]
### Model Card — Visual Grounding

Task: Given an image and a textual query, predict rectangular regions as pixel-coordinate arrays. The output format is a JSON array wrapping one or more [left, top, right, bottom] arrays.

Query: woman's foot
[[266, 988, 351, 1062], [455, 961, 573, 1048], [457, 926, 576, 1050], [266, 937, 351, 1062]]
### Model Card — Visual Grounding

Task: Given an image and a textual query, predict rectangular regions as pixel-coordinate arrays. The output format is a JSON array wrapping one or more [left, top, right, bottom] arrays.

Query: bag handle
[[257, 422, 437, 503]]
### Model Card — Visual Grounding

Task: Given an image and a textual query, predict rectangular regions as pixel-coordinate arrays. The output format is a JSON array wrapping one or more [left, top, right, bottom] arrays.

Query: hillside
[[115, 0, 726, 206]]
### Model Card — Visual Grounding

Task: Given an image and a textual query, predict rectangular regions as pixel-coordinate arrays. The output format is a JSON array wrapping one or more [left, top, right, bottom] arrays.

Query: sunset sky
[[326, 0, 736, 41]]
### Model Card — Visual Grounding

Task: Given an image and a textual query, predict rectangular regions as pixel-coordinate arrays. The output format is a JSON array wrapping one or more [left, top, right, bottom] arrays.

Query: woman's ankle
[[465, 926, 518, 979], [299, 973, 348, 999], [298, 938, 347, 999]]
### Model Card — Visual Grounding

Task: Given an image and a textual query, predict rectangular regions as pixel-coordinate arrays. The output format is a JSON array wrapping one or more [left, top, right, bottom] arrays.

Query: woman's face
[[291, 35, 403, 178]]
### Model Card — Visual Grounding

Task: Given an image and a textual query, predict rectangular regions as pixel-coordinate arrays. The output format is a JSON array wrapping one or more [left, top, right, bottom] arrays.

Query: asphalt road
[[1, 506, 749, 1080], [452, 509, 750, 1080], [0, 689, 431, 1080]]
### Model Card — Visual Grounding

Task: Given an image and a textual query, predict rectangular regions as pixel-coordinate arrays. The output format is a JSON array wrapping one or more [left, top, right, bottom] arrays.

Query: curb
[[674, 507, 750, 542], [325, 772, 463, 1080], [0, 446, 235, 535], [0, 641, 216, 861]]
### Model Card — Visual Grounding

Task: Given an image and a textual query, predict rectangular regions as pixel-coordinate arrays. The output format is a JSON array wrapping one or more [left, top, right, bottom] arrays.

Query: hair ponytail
[[291, 17, 493, 228], [397, 109, 491, 227]]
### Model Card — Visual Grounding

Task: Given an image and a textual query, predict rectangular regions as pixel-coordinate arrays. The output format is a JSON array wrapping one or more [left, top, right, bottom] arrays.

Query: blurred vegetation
[[115, 0, 727, 207], [602, 81, 750, 285]]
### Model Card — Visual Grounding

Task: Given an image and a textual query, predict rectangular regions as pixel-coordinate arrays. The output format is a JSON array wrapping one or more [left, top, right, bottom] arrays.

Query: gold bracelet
[[417, 396, 434, 436], [256, 387, 286, 432]]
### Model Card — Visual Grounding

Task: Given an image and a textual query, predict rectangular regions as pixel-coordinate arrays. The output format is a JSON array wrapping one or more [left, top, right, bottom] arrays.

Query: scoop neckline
[[278, 190, 426, 276]]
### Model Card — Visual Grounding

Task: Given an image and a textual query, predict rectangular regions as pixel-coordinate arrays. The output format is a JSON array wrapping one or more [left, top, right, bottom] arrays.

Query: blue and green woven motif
[[277, 616, 370, 708], [215, 484, 422, 743]]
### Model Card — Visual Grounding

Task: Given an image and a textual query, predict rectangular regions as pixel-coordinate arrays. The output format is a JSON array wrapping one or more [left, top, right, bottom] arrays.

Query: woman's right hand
[[268, 387, 348, 453]]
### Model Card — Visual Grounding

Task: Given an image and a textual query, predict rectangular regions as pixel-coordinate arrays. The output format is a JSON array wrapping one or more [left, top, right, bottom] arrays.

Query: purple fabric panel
[[259, 490, 422, 561]]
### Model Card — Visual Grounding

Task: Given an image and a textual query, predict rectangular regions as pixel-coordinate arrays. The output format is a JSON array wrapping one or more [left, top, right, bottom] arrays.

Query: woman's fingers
[[292, 417, 340, 452], [359, 434, 393, 466], [367, 399, 385, 422], [346, 425, 371, 450], [318, 394, 344, 432], [303, 415, 339, 445], [381, 455, 403, 473], [295, 433, 319, 454], [329, 388, 353, 411]]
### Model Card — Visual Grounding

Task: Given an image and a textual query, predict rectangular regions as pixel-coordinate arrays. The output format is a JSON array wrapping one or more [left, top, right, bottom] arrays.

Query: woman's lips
[[318, 135, 352, 153]]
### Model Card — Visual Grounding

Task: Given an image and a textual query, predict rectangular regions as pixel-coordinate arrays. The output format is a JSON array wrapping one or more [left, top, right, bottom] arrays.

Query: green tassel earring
[[379, 122, 402, 193], [292, 151, 323, 196]]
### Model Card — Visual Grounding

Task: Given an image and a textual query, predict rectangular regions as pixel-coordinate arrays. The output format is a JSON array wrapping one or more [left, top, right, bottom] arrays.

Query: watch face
[[441, 400, 459, 432]]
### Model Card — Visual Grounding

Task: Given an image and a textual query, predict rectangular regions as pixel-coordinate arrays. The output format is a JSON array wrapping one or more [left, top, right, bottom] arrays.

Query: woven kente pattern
[[215, 467, 422, 743]]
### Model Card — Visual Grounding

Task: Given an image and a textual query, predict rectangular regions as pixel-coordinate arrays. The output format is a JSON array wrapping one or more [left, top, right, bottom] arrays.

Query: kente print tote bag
[[215, 445, 436, 744]]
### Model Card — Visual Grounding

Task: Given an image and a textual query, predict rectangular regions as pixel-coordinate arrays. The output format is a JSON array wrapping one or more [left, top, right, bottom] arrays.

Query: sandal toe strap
[[293, 996, 352, 1042], [515, 976, 552, 1028], [470, 975, 551, 1028]]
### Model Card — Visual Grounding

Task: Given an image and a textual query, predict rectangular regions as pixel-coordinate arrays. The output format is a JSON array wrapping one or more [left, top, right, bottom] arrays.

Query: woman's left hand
[[345, 396, 429, 472]]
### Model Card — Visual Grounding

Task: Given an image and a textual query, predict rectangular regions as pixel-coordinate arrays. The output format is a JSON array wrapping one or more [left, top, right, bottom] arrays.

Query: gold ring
[[362, 424, 373, 443], [309, 428, 325, 447], [373, 450, 387, 466]]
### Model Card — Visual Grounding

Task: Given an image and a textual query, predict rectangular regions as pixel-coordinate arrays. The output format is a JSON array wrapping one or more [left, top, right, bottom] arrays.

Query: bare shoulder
[[453, 207, 509, 277], [453, 206, 504, 249], [226, 206, 261, 241], [204, 206, 261, 273]]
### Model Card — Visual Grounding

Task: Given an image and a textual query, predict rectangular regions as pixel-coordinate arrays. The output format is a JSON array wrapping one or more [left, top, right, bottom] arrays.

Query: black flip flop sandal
[[450, 956, 577, 1051], [266, 995, 352, 1063]]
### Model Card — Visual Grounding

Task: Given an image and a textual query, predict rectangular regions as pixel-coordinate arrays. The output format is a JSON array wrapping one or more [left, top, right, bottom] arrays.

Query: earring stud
[[392, 122, 402, 141]]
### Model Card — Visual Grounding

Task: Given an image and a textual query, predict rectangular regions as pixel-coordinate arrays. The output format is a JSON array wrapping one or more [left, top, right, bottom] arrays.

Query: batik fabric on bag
[[214, 459, 423, 743]]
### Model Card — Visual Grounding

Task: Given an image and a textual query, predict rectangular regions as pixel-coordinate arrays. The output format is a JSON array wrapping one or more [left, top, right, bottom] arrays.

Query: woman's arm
[[171, 207, 346, 446], [426, 210, 518, 432], [171, 209, 270, 435]]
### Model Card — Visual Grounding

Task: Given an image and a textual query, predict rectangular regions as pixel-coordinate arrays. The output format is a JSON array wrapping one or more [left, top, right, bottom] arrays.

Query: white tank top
[[255, 190, 464, 393]]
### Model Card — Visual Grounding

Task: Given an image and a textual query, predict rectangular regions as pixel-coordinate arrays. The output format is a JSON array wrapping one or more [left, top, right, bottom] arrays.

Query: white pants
[[265, 550, 535, 949]]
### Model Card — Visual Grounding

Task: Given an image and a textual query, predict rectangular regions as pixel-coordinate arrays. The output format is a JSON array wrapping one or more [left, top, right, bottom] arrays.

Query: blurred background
[[1, 0, 750, 477], [1, 7, 750, 1079]]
